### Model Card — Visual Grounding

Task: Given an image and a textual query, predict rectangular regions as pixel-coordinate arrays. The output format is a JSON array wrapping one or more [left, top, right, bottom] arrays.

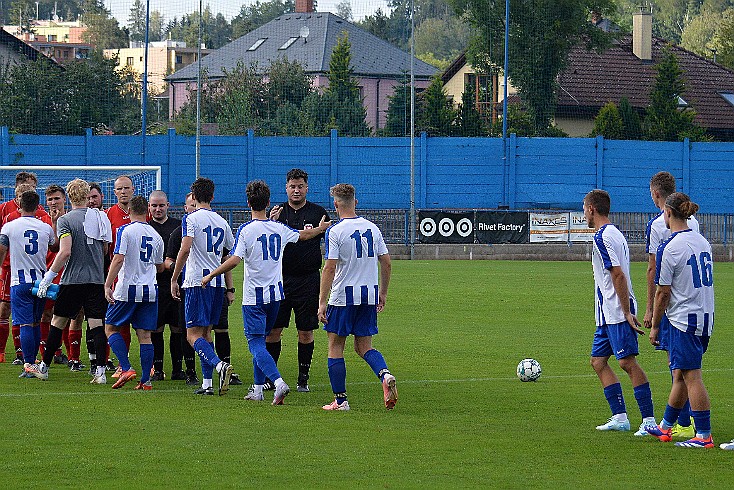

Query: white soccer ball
[[516, 358, 542, 382]]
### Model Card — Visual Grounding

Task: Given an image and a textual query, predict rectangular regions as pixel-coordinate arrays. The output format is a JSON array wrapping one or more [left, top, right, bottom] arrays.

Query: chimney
[[295, 0, 314, 13], [632, 8, 652, 61]]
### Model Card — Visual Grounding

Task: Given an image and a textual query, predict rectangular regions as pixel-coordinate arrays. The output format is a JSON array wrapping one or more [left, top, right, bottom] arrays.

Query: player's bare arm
[[609, 265, 644, 335], [644, 253, 657, 328], [318, 259, 337, 324], [202, 254, 241, 288], [0, 235, 8, 264], [298, 215, 331, 241], [223, 254, 235, 305], [37, 234, 72, 297], [170, 235, 192, 300], [649, 284, 671, 346], [104, 253, 125, 303], [377, 253, 392, 313]]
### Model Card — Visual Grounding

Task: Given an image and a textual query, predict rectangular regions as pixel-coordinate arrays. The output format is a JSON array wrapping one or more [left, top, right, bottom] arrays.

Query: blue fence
[[2, 127, 734, 213]]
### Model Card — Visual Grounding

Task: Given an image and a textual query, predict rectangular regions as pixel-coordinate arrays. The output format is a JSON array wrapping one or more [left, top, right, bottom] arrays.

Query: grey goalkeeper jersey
[[57, 208, 106, 285]]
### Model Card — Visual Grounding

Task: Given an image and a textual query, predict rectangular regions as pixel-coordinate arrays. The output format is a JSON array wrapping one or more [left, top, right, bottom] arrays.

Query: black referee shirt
[[150, 216, 181, 290], [276, 201, 329, 276]]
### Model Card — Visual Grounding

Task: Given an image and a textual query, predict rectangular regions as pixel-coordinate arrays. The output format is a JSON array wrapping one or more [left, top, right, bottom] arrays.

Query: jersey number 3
[[24, 230, 39, 255]]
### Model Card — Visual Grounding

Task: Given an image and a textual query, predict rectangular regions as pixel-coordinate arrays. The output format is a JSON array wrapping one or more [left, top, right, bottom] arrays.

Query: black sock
[[43, 326, 64, 366], [266, 340, 282, 365], [91, 326, 108, 368], [151, 331, 164, 372], [170, 331, 183, 373], [298, 341, 314, 382], [182, 335, 196, 373], [214, 331, 231, 364], [85, 326, 95, 366]]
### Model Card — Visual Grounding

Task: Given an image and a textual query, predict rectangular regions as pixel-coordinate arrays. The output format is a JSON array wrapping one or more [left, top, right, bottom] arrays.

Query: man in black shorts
[[268, 168, 329, 392], [30, 179, 111, 382], [148, 190, 183, 381]]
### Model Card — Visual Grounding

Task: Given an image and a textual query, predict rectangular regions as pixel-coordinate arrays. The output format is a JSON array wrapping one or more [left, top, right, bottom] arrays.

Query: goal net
[[0, 166, 161, 208]]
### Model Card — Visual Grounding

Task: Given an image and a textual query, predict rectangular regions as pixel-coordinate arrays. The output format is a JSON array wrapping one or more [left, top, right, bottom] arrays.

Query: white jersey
[[181, 208, 234, 289], [591, 223, 637, 326], [232, 219, 300, 305], [113, 221, 164, 302], [655, 229, 714, 336], [646, 211, 700, 254], [324, 216, 388, 306], [0, 217, 54, 286]]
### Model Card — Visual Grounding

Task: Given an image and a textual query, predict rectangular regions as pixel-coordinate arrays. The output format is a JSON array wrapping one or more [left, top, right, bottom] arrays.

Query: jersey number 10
[[687, 252, 713, 289]]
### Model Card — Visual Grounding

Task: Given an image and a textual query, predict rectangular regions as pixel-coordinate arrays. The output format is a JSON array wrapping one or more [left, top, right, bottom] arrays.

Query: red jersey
[[106, 203, 131, 256], [0, 199, 20, 223], [1, 205, 51, 268]]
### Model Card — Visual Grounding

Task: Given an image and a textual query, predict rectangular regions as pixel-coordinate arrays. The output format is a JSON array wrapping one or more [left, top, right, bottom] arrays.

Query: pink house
[[165, 1, 436, 131]]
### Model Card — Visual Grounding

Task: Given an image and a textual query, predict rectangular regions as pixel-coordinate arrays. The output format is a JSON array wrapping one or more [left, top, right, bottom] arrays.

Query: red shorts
[[0, 266, 10, 302]]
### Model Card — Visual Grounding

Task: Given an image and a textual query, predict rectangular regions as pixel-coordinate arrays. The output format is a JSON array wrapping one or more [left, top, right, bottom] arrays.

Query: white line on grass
[[2, 367, 733, 398]]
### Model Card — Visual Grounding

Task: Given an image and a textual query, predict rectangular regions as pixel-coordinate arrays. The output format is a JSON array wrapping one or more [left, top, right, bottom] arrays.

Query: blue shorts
[[242, 302, 280, 340], [10, 283, 44, 326], [669, 326, 709, 371], [184, 286, 224, 328], [655, 314, 671, 351], [591, 321, 640, 360], [324, 304, 378, 337], [106, 300, 158, 331]]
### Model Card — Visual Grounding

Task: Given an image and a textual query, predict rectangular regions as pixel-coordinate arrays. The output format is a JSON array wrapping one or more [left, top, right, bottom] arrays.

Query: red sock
[[61, 326, 70, 355], [120, 325, 131, 350], [40, 321, 50, 357], [69, 329, 82, 362], [0, 319, 9, 355], [12, 324, 21, 357]]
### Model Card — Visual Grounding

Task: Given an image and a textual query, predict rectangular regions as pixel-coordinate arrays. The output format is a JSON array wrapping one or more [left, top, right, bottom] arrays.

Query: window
[[175, 55, 183, 64], [720, 93, 734, 107], [677, 96, 688, 108], [48, 34, 57, 42], [126, 57, 134, 66], [140, 56, 143, 62], [63, 50, 69, 59], [248, 38, 267, 51], [279, 37, 299, 50]]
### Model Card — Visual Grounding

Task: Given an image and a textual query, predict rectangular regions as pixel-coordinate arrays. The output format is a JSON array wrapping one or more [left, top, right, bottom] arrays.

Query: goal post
[[0, 166, 162, 207]]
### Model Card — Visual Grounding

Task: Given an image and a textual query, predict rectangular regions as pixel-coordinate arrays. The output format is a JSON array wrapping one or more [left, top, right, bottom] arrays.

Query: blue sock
[[678, 400, 692, 427], [633, 382, 654, 419], [139, 344, 154, 383], [246, 335, 281, 382], [327, 357, 347, 403], [33, 325, 41, 358], [108, 332, 131, 371], [662, 404, 683, 429], [363, 349, 389, 381], [603, 383, 626, 416], [20, 325, 36, 363], [193, 337, 221, 370], [252, 358, 266, 385], [691, 410, 711, 438]]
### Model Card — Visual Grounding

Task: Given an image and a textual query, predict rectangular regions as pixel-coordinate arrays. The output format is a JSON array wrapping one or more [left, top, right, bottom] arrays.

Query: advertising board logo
[[420, 216, 473, 237]]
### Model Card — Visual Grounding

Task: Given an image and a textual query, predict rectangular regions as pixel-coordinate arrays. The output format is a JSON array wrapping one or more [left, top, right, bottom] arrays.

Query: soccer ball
[[516, 358, 542, 382]]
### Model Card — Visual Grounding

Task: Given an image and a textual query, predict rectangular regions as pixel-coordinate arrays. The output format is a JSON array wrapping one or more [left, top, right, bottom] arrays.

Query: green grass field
[[1, 260, 733, 488]]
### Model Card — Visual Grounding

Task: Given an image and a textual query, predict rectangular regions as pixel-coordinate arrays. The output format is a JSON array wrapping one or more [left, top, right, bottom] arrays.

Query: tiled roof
[[557, 35, 734, 130], [167, 12, 437, 82], [0, 28, 42, 61]]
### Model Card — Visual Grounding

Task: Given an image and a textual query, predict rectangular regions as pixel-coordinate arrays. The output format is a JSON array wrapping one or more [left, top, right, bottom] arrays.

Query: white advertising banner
[[569, 212, 594, 242], [529, 212, 569, 242]]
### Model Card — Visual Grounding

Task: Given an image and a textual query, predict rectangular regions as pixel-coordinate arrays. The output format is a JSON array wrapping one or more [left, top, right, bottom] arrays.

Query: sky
[[104, 0, 389, 25]]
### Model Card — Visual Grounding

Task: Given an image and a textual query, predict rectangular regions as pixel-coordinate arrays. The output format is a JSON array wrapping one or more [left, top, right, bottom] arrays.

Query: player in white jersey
[[171, 178, 235, 396], [642, 172, 699, 438], [645, 193, 716, 449], [584, 190, 656, 433], [203, 180, 329, 405], [0, 190, 57, 372], [104, 196, 165, 390], [318, 184, 396, 411]]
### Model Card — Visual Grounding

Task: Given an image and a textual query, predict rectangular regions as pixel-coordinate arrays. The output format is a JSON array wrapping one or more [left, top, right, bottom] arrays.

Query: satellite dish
[[300, 25, 310, 43]]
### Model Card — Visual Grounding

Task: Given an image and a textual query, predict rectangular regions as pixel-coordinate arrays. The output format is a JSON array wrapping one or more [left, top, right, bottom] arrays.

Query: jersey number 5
[[687, 252, 713, 288], [140, 236, 154, 262]]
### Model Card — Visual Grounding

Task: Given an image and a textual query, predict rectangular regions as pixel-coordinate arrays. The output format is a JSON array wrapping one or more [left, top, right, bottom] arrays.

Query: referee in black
[[268, 168, 329, 392]]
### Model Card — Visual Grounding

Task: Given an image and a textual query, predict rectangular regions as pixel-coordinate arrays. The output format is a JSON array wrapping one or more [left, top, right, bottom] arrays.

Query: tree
[[618, 97, 642, 139], [265, 57, 313, 116], [149, 10, 164, 42], [231, 0, 294, 39], [715, 10, 734, 68], [414, 16, 471, 67], [681, 9, 725, 57], [591, 102, 624, 139], [643, 49, 708, 141], [128, 0, 146, 43], [416, 76, 454, 136], [9, 0, 35, 34], [336, 0, 353, 21], [454, 81, 486, 136], [383, 75, 411, 136], [81, 0, 128, 49], [451, 0, 614, 134]]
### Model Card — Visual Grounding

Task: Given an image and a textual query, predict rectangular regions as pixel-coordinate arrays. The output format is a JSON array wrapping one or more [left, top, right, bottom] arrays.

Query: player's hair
[[45, 184, 66, 197], [66, 179, 91, 206], [15, 183, 35, 198], [665, 192, 699, 220], [20, 190, 40, 212], [114, 175, 133, 187], [330, 183, 356, 204], [129, 195, 148, 216], [286, 168, 308, 183], [15, 171, 37, 186], [584, 189, 611, 216], [650, 172, 677, 198], [89, 182, 102, 194], [191, 178, 215, 203], [246, 180, 270, 211]]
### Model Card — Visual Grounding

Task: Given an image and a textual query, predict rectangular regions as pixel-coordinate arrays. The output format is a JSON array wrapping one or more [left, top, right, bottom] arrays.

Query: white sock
[[642, 416, 656, 425], [274, 377, 285, 389], [39, 361, 48, 372], [202, 378, 212, 389], [614, 413, 628, 422], [253, 384, 264, 395], [215, 361, 225, 373], [96, 366, 105, 376]]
